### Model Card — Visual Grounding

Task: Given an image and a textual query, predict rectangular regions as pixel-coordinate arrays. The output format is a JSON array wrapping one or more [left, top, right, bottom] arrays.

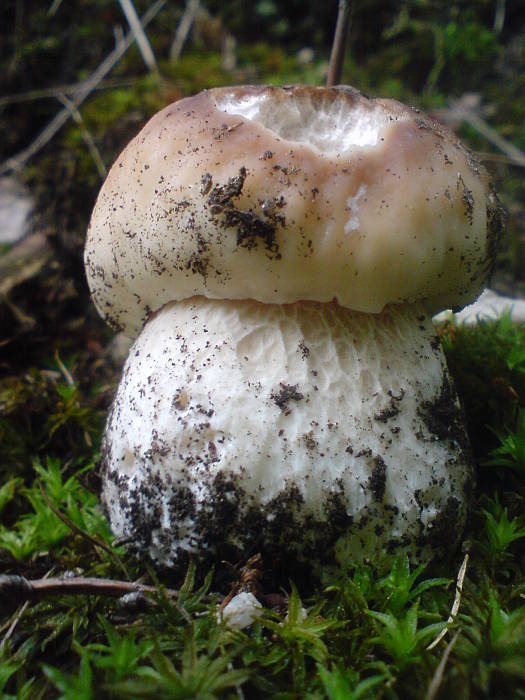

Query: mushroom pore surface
[[102, 297, 473, 577]]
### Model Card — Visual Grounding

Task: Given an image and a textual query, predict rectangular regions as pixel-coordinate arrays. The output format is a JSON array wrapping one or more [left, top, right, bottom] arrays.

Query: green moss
[[440, 315, 525, 465], [0, 363, 107, 477], [0, 313, 523, 698], [161, 52, 232, 92]]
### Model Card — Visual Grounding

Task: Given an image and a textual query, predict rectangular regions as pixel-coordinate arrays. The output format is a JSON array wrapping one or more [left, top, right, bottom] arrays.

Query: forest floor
[[1, 2, 525, 697]]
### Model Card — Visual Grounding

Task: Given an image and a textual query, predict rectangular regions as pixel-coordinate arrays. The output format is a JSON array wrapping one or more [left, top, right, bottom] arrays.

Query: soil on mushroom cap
[[207, 166, 282, 258]]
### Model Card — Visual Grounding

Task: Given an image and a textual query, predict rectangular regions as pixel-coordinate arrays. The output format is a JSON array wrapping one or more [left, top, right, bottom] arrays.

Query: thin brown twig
[[0, 0, 166, 176], [37, 479, 129, 579], [425, 629, 461, 700], [0, 573, 208, 626], [170, 0, 200, 62], [119, 0, 158, 72], [427, 553, 468, 651], [326, 0, 353, 86], [0, 568, 54, 649], [0, 574, 180, 605], [476, 151, 525, 168], [56, 93, 107, 179], [449, 100, 525, 169], [0, 78, 138, 108]]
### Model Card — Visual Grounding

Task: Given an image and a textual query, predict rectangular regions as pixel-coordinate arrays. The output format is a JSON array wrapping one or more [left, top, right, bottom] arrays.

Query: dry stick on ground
[[0, 569, 54, 650], [477, 151, 525, 168], [0, 601, 29, 648], [449, 99, 525, 169], [425, 629, 461, 700], [54, 349, 75, 387], [326, 0, 353, 86], [427, 553, 469, 651], [119, 0, 158, 72], [0, 574, 182, 607], [0, 0, 166, 176], [0, 79, 138, 108], [0, 232, 51, 298], [57, 93, 107, 179], [48, 0, 65, 16], [170, 0, 200, 62], [0, 574, 203, 626]]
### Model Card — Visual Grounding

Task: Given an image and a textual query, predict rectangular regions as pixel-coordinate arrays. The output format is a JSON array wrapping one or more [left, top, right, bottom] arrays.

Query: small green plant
[[367, 601, 445, 671], [486, 408, 525, 476], [455, 590, 525, 694], [261, 583, 338, 690], [0, 456, 111, 560], [43, 655, 95, 700], [105, 633, 249, 700], [0, 364, 106, 475], [0, 477, 23, 514], [477, 497, 525, 566], [440, 314, 525, 465], [317, 663, 388, 700], [507, 345, 525, 374], [377, 555, 450, 616], [78, 616, 154, 684]]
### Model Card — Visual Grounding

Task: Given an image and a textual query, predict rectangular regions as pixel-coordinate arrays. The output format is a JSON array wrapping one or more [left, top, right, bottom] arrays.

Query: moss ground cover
[[1, 303, 524, 700]]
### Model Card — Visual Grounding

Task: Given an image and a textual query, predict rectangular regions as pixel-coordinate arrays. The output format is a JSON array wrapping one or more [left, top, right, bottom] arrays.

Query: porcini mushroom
[[85, 85, 504, 578]]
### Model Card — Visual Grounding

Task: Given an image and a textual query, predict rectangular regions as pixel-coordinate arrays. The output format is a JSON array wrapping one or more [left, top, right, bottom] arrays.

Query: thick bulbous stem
[[102, 297, 474, 579]]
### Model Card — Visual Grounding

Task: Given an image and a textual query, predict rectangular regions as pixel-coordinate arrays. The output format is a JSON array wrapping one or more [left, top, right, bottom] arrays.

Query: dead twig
[[0, 78, 138, 108], [119, 0, 158, 72], [0, 574, 181, 607], [56, 93, 107, 179], [170, 0, 200, 62], [450, 99, 525, 169], [493, 0, 506, 34], [326, 0, 353, 86], [0, 569, 54, 649], [476, 151, 525, 168], [54, 350, 75, 387], [48, 0, 65, 16], [425, 629, 461, 700], [427, 553, 468, 651], [0, 232, 51, 298], [0, 601, 29, 648], [0, 0, 166, 176]]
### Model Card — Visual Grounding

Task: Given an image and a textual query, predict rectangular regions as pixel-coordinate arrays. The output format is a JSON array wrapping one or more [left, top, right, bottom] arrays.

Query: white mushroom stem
[[102, 297, 473, 576]]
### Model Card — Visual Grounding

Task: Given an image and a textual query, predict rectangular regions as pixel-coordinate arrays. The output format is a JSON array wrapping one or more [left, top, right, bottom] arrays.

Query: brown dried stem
[[326, 0, 353, 86], [0, 574, 178, 606], [0, 0, 166, 176]]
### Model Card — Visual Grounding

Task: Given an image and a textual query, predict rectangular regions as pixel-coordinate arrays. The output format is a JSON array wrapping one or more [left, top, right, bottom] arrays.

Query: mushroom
[[85, 85, 504, 578]]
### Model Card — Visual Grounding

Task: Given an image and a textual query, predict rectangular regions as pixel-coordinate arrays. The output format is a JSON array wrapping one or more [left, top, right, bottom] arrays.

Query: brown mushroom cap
[[85, 85, 504, 336]]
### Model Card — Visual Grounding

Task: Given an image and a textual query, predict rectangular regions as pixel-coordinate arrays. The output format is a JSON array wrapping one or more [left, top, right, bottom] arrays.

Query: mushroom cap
[[85, 85, 504, 336]]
